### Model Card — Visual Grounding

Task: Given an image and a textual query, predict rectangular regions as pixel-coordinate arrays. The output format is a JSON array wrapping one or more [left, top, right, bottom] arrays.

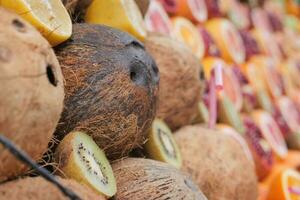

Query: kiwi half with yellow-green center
[[54, 131, 116, 197], [218, 94, 245, 134], [145, 118, 182, 169]]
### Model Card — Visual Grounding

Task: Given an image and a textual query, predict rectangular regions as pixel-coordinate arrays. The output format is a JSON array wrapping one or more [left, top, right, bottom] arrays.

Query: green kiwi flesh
[[145, 119, 182, 168], [55, 131, 116, 197]]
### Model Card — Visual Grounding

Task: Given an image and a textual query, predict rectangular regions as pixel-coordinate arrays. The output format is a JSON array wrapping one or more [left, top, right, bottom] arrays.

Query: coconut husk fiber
[[174, 125, 258, 200], [145, 33, 204, 130], [0, 177, 105, 200], [55, 23, 159, 159], [0, 8, 64, 181], [112, 158, 208, 200]]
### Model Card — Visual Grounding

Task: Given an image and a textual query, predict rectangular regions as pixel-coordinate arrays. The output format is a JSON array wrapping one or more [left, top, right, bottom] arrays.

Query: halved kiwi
[[54, 131, 116, 197], [218, 94, 245, 134], [144, 118, 182, 168], [192, 101, 209, 124]]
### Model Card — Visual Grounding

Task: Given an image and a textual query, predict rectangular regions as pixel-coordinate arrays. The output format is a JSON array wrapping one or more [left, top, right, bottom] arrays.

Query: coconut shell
[[55, 24, 159, 159], [0, 8, 64, 181], [145, 34, 203, 130], [112, 158, 207, 200], [0, 177, 105, 200], [174, 125, 258, 200]]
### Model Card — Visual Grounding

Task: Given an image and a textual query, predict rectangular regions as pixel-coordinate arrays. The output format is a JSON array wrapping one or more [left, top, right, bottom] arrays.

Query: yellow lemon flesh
[[85, 0, 146, 41], [0, 0, 72, 46]]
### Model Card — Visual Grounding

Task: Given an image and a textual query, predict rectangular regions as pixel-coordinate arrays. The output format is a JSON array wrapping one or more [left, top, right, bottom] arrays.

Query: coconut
[[0, 177, 105, 200], [112, 158, 207, 200], [0, 8, 64, 181], [174, 125, 258, 200], [55, 23, 159, 159], [145, 34, 203, 130]]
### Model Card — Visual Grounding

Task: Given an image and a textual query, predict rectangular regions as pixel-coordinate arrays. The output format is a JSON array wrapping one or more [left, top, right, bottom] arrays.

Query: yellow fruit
[[0, 0, 72, 46], [85, 0, 146, 41], [205, 18, 245, 64]]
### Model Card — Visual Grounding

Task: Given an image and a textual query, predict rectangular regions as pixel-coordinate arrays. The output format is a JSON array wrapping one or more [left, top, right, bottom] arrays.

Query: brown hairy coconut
[[112, 158, 207, 200], [0, 8, 64, 181], [145, 34, 203, 130], [174, 125, 258, 200], [55, 23, 159, 159], [0, 177, 105, 200]]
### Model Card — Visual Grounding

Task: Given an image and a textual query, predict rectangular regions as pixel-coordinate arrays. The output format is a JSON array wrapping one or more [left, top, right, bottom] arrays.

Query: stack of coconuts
[[0, 0, 299, 200]]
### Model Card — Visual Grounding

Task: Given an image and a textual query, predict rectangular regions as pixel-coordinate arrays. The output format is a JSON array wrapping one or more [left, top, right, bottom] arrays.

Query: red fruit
[[159, 0, 178, 14], [198, 26, 221, 57], [204, 0, 222, 18], [267, 12, 283, 32], [243, 116, 274, 181], [271, 106, 291, 139], [239, 30, 261, 60], [145, 0, 173, 35], [241, 85, 258, 113]]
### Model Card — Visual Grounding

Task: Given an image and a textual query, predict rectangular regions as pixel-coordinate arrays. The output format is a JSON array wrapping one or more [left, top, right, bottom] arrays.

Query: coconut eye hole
[[12, 19, 27, 33], [46, 64, 58, 87]]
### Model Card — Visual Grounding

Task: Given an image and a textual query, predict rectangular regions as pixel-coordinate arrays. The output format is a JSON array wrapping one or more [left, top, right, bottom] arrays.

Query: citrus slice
[[201, 57, 243, 111], [216, 124, 254, 163], [172, 16, 205, 59], [144, 0, 172, 35], [176, 0, 208, 23], [267, 169, 300, 200], [277, 96, 300, 133], [85, 0, 146, 41], [205, 18, 246, 64], [251, 110, 288, 159], [0, 0, 72, 46]]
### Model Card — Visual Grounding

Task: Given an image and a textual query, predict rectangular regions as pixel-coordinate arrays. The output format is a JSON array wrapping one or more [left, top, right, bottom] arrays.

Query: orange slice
[[267, 169, 300, 200], [175, 0, 208, 23], [0, 0, 72, 46], [145, 0, 173, 35], [85, 0, 146, 41], [171, 16, 205, 59], [205, 18, 246, 64], [251, 110, 288, 159]]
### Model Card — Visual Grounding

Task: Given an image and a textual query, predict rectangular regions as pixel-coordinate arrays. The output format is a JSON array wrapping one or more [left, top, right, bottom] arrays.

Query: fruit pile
[[0, 0, 300, 199]]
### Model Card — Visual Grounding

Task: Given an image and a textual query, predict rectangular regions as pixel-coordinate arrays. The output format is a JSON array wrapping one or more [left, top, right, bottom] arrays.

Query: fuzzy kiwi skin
[[145, 34, 204, 130], [174, 125, 258, 200], [0, 8, 64, 181], [0, 177, 105, 200], [54, 131, 116, 197], [112, 158, 207, 200], [55, 23, 159, 159]]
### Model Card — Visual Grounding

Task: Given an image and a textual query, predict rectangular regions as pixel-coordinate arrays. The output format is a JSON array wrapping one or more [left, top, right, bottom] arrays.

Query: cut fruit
[[158, 0, 179, 14], [277, 96, 300, 133], [198, 26, 221, 57], [243, 116, 274, 181], [251, 110, 288, 159], [218, 94, 245, 134], [175, 0, 208, 23], [192, 101, 209, 124], [250, 56, 285, 99], [227, 1, 251, 30], [205, 18, 246, 64], [134, 0, 150, 16], [216, 124, 254, 163], [241, 85, 258, 113], [239, 30, 261, 60], [267, 169, 300, 200], [144, 0, 173, 35], [144, 118, 182, 169], [242, 61, 266, 92], [55, 131, 117, 197], [85, 0, 146, 41], [256, 90, 274, 113], [251, 29, 283, 64], [171, 16, 205, 59], [251, 8, 273, 33], [112, 158, 207, 200], [0, 0, 72, 46]]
